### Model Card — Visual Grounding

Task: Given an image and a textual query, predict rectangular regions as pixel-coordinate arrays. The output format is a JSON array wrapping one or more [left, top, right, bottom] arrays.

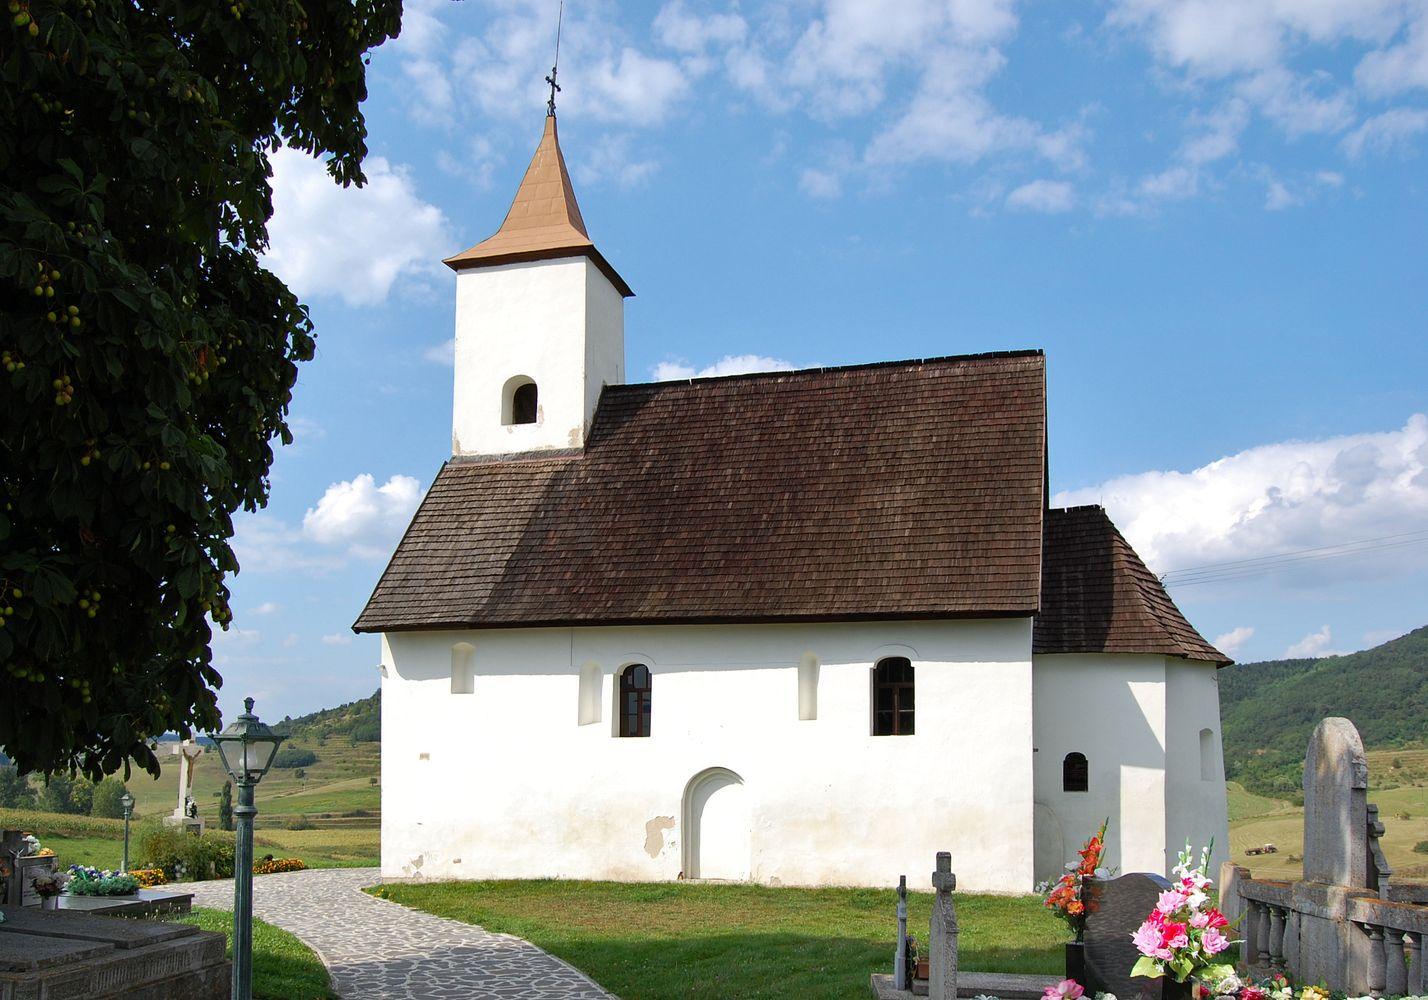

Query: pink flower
[[1044, 980, 1085, 1000], [1157, 890, 1188, 915], [1190, 911, 1210, 929], [1161, 922, 1189, 951], [1204, 908, 1229, 929], [1132, 919, 1165, 958], [1202, 927, 1230, 955], [1240, 988, 1267, 1000]]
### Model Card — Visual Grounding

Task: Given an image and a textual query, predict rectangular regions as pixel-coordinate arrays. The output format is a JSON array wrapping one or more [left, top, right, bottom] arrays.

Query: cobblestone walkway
[[167, 867, 612, 999]]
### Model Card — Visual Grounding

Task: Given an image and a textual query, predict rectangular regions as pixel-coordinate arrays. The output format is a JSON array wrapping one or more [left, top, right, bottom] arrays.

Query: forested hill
[[272, 691, 380, 745], [1220, 626, 1428, 799]]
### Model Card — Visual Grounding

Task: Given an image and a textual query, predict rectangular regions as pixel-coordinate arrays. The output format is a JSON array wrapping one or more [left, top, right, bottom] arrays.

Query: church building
[[355, 111, 1231, 892]]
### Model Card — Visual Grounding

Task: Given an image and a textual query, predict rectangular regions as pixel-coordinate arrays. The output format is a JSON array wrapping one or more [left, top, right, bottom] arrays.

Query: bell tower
[[444, 113, 633, 457]]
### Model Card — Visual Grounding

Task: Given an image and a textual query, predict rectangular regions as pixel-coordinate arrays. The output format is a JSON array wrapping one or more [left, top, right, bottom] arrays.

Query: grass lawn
[[369, 880, 1064, 1000], [177, 907, 336, 1000]]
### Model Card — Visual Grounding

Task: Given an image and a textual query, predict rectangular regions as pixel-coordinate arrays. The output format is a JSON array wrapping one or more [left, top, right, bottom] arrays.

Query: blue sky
[[214, 0, 1428, 723]]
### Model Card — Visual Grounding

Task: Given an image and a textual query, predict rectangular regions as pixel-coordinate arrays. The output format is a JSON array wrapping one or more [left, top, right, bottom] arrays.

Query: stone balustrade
[[1234, 874, 1428, 997]]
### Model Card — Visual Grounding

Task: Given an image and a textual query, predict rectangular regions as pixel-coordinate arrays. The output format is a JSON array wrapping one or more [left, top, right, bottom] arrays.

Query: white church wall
[[1031, 653, 1170, 882], [380, 618, 1036, 892], [1163, 658, 1229, 877], [451, 256, 622, 457]]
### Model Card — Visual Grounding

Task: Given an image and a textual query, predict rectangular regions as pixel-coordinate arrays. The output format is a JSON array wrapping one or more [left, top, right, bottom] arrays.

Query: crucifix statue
[[170, 740, 206, 830]]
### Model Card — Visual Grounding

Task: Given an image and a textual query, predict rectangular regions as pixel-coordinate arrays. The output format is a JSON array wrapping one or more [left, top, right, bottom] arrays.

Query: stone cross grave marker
[[1302, 717, 1368, 888], [929, 852, 958, 1000], [1082, 872, 1172, 1000]]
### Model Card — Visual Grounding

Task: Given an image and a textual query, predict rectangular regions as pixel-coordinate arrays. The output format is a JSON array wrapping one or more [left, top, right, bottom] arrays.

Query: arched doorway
[[683, 768, 750, 881]]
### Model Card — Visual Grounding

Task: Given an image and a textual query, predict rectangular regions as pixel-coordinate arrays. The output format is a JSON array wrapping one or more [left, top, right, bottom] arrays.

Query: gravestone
[[1302, 717, 1367, 888], [928, 852, 958, 1000], [1, 830, 56, 907], [1082, 872, 1172, 1000]]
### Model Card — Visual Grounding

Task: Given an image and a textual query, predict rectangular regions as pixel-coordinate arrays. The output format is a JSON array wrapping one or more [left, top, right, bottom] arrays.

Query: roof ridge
[[623, 349, 1045, 391]]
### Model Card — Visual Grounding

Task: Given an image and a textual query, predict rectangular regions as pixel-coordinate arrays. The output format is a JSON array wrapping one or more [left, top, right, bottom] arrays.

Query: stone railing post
[[1407, 931, 1424, 996], [1383, 928, 1407, 997], [1242, 900, 1262, 971], [1269, 906, 1287, 970], [1363, 923, 1387, 998], [1257, 902, 1273, 967], [895, 875, 909, 991]]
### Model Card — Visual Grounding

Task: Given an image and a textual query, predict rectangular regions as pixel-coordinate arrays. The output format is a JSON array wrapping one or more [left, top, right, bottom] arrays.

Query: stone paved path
[[167, 867, 612, 999]]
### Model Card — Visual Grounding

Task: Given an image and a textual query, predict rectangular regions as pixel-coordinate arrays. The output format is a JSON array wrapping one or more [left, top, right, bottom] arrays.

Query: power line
[[1159, 528, 1428, 588]]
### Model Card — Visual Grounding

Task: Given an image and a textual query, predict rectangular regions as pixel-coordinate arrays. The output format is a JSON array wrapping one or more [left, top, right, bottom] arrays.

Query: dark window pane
[[873, 657, 914, 736], [1063, 753, 1089, 792], [874, 710, 894, 736], [512, 383, 537, 424], [899, 709, 915, 736], [876, 686, 894, 711]]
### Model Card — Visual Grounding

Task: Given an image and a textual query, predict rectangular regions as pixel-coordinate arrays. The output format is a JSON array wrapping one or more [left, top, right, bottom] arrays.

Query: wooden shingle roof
[[1034, 505, 1229, 665], [354, 351, 1049, 632]]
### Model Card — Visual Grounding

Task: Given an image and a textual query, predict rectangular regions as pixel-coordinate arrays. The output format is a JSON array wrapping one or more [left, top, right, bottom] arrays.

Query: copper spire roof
[[443, 116, 633, 296]]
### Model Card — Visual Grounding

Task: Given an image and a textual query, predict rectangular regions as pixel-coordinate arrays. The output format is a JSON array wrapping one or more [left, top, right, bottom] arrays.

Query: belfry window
[[1063, 752, 1089, 792], [618, 664, 652, 738], [502, 376, 538, 426], [872, 657, 914, 736]]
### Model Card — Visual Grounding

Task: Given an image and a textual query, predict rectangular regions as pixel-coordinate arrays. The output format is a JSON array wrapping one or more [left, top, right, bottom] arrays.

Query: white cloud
[[303, 474, 424, 559], [1356, 9, 1428, 96], [1341, 107, 1428, 158], [1285, 625, 1339, 659], [799, 168, 843, 199], [571, 135, 660, 188], [1362, 627, 1407, 647], [651, 354, 800, 381], [654, 2, 747, 53], [1213, 626, 1255, 656], [321, 634, 355, 647], [250, 602, 281, 616], [424, 339, 455, 365], [1006, 179, 1075, 213], [265, 149, 452, 307], [1053, 414, 1428, 586]]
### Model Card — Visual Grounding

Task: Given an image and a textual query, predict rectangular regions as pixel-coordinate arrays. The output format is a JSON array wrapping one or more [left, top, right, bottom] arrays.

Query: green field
[[1227, 749, 1428, 882], [370, 879, 1063, 1000]]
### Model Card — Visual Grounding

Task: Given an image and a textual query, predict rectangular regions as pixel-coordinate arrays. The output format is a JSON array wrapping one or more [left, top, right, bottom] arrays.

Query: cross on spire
[[546, 1, 564, 117]]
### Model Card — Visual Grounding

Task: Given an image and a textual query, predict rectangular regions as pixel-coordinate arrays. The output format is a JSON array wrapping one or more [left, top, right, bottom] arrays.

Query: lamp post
[[120, 791, 135, 872], [211, 698, 284, 1000]]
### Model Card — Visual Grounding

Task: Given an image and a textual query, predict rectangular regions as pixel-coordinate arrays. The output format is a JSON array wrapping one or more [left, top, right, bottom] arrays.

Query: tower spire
[[545, 1, 563, 118]]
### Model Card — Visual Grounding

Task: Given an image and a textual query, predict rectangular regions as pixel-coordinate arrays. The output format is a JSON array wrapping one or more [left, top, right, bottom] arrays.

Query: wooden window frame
[[511, 382, 538, 425], [872, 657, 915, 736], [618, 664, 652, 738]]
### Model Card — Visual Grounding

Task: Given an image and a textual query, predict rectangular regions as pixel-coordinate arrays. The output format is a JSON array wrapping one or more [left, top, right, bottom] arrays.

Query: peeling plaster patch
[[401, 854, 425, 879], [644, 816, 676, 858]]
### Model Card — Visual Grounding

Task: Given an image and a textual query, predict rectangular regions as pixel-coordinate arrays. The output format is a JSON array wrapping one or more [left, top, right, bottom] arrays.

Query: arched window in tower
[[872, 657, 914, 736], [1199, 728, 1216, 781], [1063, 752, 1089, 792], [618, 664, 652, 738], [502, 375, 538, 426]]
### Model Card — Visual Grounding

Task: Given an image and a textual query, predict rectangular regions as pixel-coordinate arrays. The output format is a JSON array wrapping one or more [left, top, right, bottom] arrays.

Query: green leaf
[[1131, 957, 1164, 980]]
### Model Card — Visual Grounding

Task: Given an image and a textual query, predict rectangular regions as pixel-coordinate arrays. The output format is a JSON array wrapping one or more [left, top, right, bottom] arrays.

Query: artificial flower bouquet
[[1045, 819, 1110, 937], [1131, 843, 1233, 984], [66, 864, 140, 897], [29, 868, 69, 899]]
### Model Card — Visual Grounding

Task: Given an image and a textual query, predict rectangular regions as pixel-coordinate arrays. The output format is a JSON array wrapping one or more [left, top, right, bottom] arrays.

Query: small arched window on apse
[[578, 663, 602, 726], [450, 643, 475, 695], [618, 664, 652, 738], [502, 375, 537, 426], [797, 653, 819, 721], [1063, 752, 1089, 792], [1199, 728, 1216, 781], [872, 657, 914, 736]]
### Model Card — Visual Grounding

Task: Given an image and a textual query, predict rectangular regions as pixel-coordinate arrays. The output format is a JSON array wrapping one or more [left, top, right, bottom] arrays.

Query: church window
[[798, 653, 819, 721], [578, 662, 602, 726], [502, 375, 538, 426], [872, 657, 914, 736], [618, 664, 652, 738], [1063, 752, 1088, 792], [450, 643, 475, 695], [1199, 728, 1215, 781]]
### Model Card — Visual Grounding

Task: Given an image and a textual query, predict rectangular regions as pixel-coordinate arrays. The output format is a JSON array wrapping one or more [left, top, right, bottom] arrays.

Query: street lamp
[[119, 791, 135, 872], [211, 697, 284, 1000]]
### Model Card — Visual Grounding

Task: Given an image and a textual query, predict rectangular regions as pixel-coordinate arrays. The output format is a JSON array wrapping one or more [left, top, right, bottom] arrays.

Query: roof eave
[[442, 245, 635, 298]]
